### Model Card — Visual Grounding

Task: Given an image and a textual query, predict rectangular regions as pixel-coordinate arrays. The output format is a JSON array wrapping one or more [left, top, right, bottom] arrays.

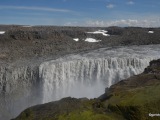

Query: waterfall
[[39, 57, 154, 103], [0, 64, 41, 120], [39, 45, 160, 103], [0, 44, 160, 120]]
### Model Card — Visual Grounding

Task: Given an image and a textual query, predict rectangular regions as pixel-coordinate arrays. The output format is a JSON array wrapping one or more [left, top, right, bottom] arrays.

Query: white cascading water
[[0, 64, 41, 120], [40, 57, 151, 103], [0, 44, 160, 120], [39, 45, 160, 103]]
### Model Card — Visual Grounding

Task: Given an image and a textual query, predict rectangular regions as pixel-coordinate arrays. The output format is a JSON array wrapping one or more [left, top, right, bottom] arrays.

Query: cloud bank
[[64, 16, 160, 27], [0, 5, 71, 13], [85, 17, 160, 27]]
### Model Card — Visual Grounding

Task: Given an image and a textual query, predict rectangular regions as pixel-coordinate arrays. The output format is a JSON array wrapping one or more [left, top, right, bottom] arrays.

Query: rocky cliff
[[13, 59, 160, 120]]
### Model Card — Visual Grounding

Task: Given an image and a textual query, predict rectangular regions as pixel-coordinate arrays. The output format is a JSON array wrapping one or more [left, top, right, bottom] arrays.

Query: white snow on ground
[[22, 26, 32, 27], [148, 31, 154, 34], [87, 30, 110, 36], [0, 31, 5, 34], [73, 38, 79, 42], [84, 38, 101, 42]]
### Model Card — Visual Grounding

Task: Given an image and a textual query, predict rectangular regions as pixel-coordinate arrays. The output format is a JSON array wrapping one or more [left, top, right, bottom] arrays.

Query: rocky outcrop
[[13, 59, 160, 120], [144, 59, 160, 74]]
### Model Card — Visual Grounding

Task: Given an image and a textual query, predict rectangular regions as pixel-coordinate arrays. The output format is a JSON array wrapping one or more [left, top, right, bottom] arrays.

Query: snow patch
[[148, 31, 154, 34], [0, 31, 5, 34], [85, 38, 101, 42], [87, 30, 110, 36], [22, 26, 32, 27], [73, 38, 79, 42]]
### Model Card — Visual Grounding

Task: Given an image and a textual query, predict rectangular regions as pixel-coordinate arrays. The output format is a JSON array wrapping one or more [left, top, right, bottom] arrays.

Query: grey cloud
[[106, 4, 115, 9], [127, 1, 135, 5]]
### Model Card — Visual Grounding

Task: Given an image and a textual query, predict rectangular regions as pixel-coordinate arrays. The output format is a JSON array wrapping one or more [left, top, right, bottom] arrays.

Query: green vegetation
[[105, 81, 160, 120], [58, 110, 112, 120], [13, 109, 34, 120]]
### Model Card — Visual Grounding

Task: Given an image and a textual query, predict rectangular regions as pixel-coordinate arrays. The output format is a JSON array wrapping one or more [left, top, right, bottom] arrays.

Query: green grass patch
[[58, 110, 117, 120]]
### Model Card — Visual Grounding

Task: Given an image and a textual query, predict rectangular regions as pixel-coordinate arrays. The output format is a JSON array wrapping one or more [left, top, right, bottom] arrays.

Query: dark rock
[[144, 59, 160, 74], [150, 59, 160, 66]]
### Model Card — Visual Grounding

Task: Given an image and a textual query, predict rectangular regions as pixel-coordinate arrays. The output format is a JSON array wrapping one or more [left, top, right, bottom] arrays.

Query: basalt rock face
[[13, 59, 160, 120], [144, 59, 160, 74]]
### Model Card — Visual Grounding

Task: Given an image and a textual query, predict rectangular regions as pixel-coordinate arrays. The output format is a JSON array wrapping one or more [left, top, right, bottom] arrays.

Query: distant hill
[[0, 25, 160, 62]]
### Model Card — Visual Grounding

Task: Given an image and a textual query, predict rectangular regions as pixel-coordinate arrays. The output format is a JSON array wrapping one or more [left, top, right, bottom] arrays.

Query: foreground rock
[[13, 59, 160, 120]]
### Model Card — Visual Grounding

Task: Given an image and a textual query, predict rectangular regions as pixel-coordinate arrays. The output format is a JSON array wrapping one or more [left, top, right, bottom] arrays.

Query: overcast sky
[[0, 0, 160, 27]]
